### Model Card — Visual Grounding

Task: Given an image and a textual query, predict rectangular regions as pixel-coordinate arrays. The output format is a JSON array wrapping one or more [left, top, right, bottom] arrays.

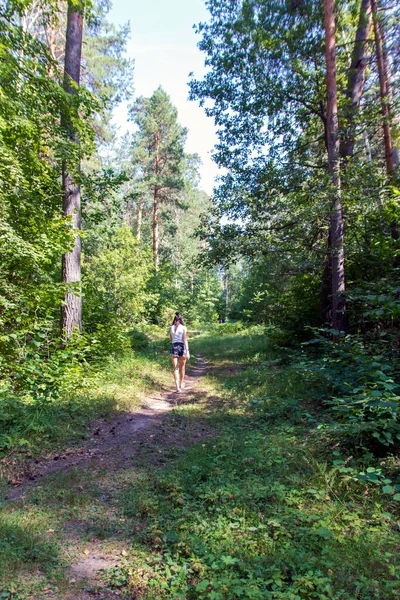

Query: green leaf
[[314, 526, 333, 539], [221, 555, 239, 565], [195, 580, 210, 592]]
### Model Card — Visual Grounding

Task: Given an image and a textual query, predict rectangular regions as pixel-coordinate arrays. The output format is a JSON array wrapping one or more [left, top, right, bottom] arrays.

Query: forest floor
[[4, 356, 208, 503], [1, 353, 212, 599], [1, 332, 399, 599]]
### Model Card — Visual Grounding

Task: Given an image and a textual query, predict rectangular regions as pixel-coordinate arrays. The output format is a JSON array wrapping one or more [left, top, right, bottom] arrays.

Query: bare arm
[[183, 328, 190, 358]]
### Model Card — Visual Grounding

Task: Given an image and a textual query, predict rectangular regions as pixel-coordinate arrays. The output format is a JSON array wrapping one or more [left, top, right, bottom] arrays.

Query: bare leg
[[179, 357, 187, 389], [171, 357, 180, 391]]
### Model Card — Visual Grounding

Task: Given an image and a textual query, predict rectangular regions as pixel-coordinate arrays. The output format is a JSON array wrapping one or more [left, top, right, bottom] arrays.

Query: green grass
[[104, 332, 400, 599], [190, 326, 272, 361], [0, 340, 173, 468], [0, 330, 399, 599]]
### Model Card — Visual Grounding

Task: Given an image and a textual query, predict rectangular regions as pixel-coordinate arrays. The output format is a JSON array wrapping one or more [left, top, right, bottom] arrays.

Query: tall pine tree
[[129, 87, 187, 270]]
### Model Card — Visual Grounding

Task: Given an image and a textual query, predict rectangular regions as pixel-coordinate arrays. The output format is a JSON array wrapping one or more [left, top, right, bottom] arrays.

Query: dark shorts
[[170, 342, 187, 358]]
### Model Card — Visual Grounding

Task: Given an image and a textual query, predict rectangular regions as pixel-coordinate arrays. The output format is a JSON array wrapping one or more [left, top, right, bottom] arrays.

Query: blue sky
[[108, 0, 219, 194]]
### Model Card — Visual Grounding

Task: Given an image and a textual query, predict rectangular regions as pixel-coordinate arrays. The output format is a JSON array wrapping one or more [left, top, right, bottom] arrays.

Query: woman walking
[[170, 312, 190, 392]]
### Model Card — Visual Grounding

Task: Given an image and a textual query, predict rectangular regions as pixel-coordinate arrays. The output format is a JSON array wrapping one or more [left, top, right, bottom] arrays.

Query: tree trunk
[[376, 2, 397, 169], [137, 193, 143, 240], [372, 0, 395, 174], [324, 0, 346, 334], [190, 271, 194, 295], [364, 127, 372, 162], [152, 132, 160, 269], [321, 229, 332, 325], [225, 268, 229, 319], [61, 1, 83, 337], [341, 0, 372, 161], [323, 0, 371, 323], [153, 187, 159, 270]]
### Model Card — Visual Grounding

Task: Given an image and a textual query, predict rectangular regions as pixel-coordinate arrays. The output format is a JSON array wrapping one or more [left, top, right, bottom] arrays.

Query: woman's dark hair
[[172, 312, 184, 326]]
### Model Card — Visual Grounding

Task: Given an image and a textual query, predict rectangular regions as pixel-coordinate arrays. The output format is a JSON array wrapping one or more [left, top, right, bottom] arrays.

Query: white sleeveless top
[[171, 324, 185, 344]]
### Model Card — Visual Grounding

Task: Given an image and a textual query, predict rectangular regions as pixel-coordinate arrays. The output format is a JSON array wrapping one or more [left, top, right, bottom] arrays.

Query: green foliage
[[216, 321, 244, 335], [128, 86, 187, 259], [103, 331, 400, 599], [0, 338, 172, 459], [228, 256, 322, 337], [187, 272, 223, 326], [298, 333, 400, 452], [128, 327, 150, 351], [0, 7, 80, 340], [84, 0, 134, 106], [0, 326, 93, 455], [1, 0, 400, 596], [1, 330, 399, 597], [83, 225, 153, 352], [0, 0, 111, 402], [81, 167, 130, 256], [190, 0, 400, 348], [141, 264, 224, 329]]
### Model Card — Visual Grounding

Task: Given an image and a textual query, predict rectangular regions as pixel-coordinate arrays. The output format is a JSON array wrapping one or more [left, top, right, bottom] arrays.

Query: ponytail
[[172, 312, 184, 326]]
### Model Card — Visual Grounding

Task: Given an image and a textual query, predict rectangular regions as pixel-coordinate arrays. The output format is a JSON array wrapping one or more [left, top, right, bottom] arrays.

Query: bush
[[299, 333, 400, 451], [86, 322, 131, 357], [83, 226, 152, 334], [128, 328, 150, 351], [217, 321, 244, 335], [0, 328, 93, 456]]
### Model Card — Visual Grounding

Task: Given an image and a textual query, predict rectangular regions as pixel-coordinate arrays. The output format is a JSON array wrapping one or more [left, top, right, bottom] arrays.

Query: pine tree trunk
[[372, 0, 395, 174], [153, 132, 160, 269], [376, 0, 397, 169], [341, 0, 372, 161], [323, 0, 370, 323], [137, 194, 143, 240], [153, 187, 159, 270], [61, 1, 83, 337], [225, 268, 229, 319], [324, 0, 346, 334], [372, 0, 398, 241]]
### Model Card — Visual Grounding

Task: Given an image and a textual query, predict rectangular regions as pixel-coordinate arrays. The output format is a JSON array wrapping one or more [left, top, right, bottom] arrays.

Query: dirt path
[[4, 356, 209, 599], [6, 355, 207, 502]]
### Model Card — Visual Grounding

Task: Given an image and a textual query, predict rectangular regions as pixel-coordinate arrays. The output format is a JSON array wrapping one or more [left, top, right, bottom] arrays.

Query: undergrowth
[[0, 335, 172, 466], [0, 329, 399, 599], [102, 330, 400, 599]]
